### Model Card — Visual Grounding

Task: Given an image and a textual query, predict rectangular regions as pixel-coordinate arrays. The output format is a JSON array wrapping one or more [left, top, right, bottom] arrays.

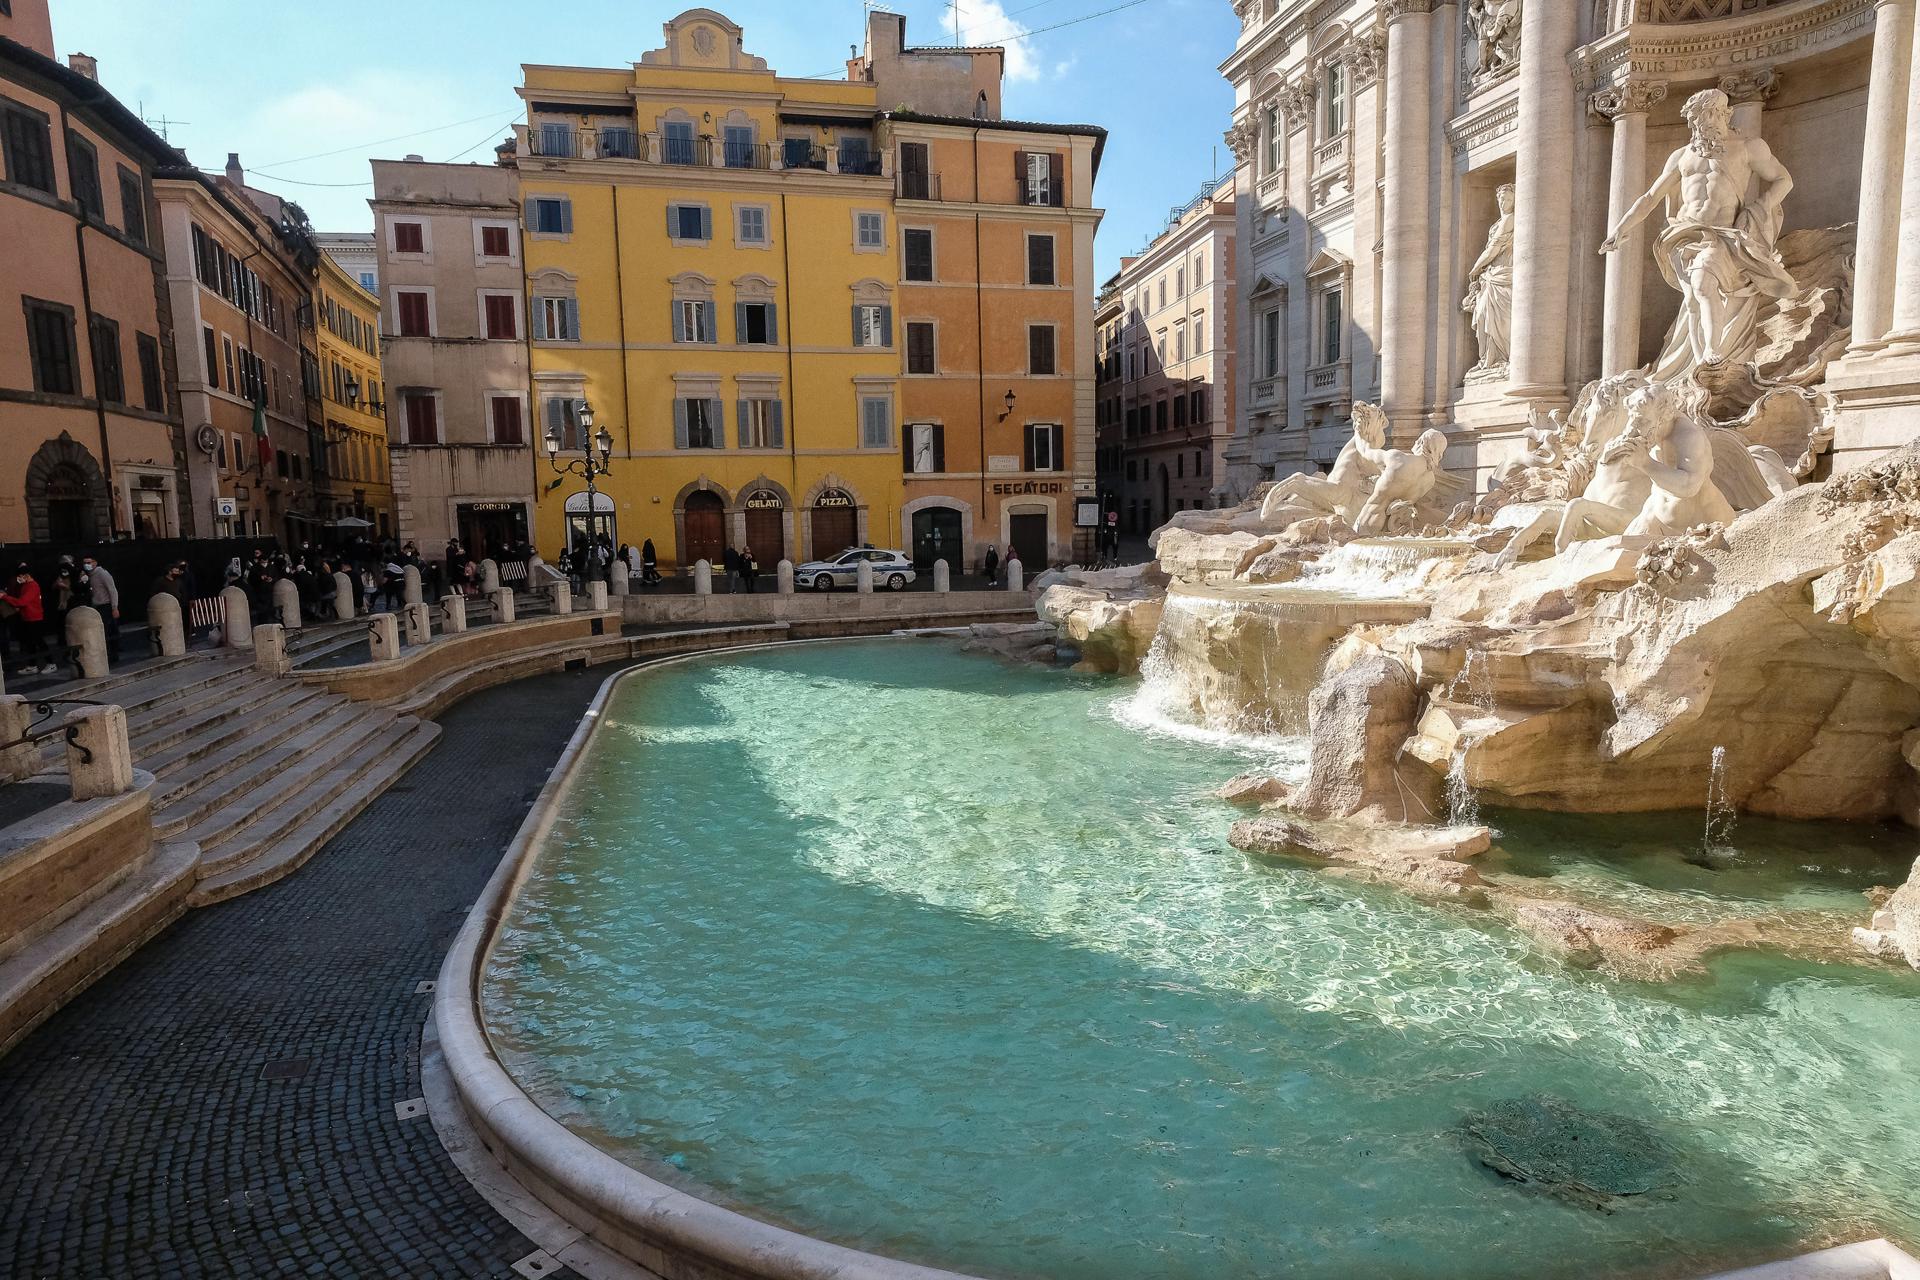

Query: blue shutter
[[769, 400, 784, 448], [737, 398, 751, 447], [672, 398, 689, 449], [671, 301, 684, 343], [699, 206, 712, 241], [702, 303, 717, 344], [666, 205, 678, 238], [708, 398, 724, 448], [564, 299, 580, 341], [767, 303, 778, 345], [531, 299, 547, 341], [559, 200, 572, 234], [852, 305, 862, 347], [735, 302, 747, 344], [879, 305, 893, 348]]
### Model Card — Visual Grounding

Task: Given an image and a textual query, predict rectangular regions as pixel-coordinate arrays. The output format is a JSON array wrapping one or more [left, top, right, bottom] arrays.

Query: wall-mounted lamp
[[997, 389, 1017, 422]]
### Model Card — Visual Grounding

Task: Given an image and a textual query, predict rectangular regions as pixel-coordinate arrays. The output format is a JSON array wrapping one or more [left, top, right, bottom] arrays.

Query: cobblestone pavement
[[0, 667, 615, 1279]]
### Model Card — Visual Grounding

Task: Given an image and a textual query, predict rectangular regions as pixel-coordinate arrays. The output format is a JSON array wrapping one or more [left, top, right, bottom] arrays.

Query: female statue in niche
[[1462, 183, 1515, 378]]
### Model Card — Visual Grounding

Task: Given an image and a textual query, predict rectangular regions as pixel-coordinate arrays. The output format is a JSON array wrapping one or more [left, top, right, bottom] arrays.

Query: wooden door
[[1010, 512, 1048, 571], [744, 506, 785, 566], [811, 506, 857, 559], [683, 492, 725, 569]]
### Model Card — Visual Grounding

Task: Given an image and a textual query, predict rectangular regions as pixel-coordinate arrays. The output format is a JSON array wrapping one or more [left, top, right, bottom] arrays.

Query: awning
[[329, 516, 375, 529]]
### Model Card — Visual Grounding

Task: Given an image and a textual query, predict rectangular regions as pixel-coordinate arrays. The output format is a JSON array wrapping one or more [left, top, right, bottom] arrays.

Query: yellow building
[[515, 9, 903, 570], [313, 251, 393, 538]]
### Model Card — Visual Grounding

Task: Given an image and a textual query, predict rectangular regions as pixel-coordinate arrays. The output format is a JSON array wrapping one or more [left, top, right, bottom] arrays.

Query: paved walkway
[[0, 668, 612, 1279]]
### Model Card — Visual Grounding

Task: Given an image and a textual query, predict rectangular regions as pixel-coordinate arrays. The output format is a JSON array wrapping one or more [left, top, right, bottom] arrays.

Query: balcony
[[836, 149, 883, 177], [528, 127, 644, 160], [1302, 359, 1350, 407], [662, 134, 712, 166], [517, 126, 886, 177], [897, 170, 942, 201]]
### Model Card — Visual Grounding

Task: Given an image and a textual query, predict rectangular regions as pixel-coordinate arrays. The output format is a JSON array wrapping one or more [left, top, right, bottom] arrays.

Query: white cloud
[[952, 0, 1040, 83]]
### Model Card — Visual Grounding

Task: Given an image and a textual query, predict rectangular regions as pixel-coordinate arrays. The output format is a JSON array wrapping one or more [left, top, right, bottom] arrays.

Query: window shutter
[[902, 423, 914, 472], [766, 303, 778, 344], [671, 301, 684, 343], [703, 304, 717, 343], [700, 206, 712, 241], [879, 305, 893, 348], [1014, 150, 1027, 201], [565, 299, 580, 340], [735, 302, 747, 344], [531, 300, 547, 341], [1050, 423, 1064, 472], [1023, 423, 1035, 471], [852, 305, 862, 347], [1048, 153, 1063, 206], [666, 205, 677, 238], [673, 398, 689, 449], [933, 423, 946, 473], [560, 201, 573, 233], [708, 398, 725, 447], [738, 398, 751, 448], [769, 400, 784, 448]]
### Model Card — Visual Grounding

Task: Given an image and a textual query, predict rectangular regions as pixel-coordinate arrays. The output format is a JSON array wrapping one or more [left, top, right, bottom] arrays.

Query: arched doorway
[[564, 491, 617, 560], [911, 505, 962, 569], [25, 434, 110, 546], [44, 464, 96, 545], [683, 490, 725, 568], [741, 488, 787, 565], [811, 489, 857, 559]]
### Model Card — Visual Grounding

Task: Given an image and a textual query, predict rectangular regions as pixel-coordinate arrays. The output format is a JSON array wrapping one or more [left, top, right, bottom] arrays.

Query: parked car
[[794, 547, 916, 591]]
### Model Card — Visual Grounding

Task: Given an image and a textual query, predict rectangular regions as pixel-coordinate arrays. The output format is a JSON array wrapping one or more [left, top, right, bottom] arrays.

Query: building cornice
[[1571, 0, 1873, 91]]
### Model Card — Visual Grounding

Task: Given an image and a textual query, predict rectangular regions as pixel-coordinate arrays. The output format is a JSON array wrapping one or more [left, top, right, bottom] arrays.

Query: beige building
[[371, 156, 533, 560]]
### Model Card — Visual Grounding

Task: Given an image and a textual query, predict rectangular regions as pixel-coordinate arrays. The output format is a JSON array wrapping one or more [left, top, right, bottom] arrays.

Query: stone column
[[332, 571, 355, 620], [1006, 559, 1024, 592], [552, 581, 573, 615], [0, 696, 34, 782], [368, 613, 402, 662], [1893, 1, 1920, 343], [273, 577, 301, 630], [1379, 2, 1433, 432], [1508, 0, 1580, 403], [403, 602, 432, 646], [64, 704, 133, 801], [1593, 79, 1667, 376], [403, 564, 423, 606], [147, 593, 185, 657], [933, 559, 951, 593], [479, 559, 500, 592], [588, 580, 609, 612], [777, 559, 795, 594], [253, 622, 291, 676], [1860, 0, 1917, 349], [1718, 68, 1781, 139], [491, 587, 516, 624], [856, 561, 874, 594], [66, 605, 107, 678], [221, 585, 253, 648], [441, 594, 468, 633], [693, 560, 712, 595]]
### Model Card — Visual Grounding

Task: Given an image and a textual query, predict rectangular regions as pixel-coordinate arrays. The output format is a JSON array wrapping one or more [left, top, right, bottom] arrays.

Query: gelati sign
[[744, 489, 783, 510]]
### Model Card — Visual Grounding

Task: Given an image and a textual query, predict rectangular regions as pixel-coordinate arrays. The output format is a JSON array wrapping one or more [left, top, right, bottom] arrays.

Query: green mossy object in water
[[1460, 1095, 1678, 1213]]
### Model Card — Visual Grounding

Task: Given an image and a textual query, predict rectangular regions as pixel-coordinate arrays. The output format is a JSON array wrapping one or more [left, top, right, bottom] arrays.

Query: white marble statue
[[1465, 0, 1522, 81], [1462, 183, 1515, 377], [1353, 429, 1454, 536], [1259, 401, 1388, 527], [1558, 380, 1737, 549], [1599, 88, 1796, 381]]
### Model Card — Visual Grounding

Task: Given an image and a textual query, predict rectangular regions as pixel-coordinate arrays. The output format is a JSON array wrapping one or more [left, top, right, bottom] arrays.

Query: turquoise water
[[483, 639, 1920, 1280]]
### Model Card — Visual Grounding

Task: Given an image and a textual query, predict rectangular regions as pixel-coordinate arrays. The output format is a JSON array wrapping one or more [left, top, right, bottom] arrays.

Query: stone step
[[39, 651, 209, 701], [152, 696, 380, 830], [188, 720, 440, 907], [285, 619, 364, 657], [288, 630, 367, 668], [126, 672, 302, 758], [138, 683, 337, 781]]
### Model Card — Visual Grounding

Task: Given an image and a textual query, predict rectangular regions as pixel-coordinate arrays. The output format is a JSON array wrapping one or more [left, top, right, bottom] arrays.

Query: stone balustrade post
[[403, 564, 423, 606], [332, 571, 355, 620], [479, 558, 501, 593], [64, 704, 133, 802], [589, 580, 609, 612], [856, 561, 874, 594], [777, 559, 795, 594], [368, 613, 402, 662], [441, 594, 468, 633], [611, 569, 630, 597], [491, 587, 516, 624], [552, 582, 573, 615], [694, 560, 712, 595], [403, 602, 432, 646], [933, 559, 950, 593], [273, 577, 302, 630], [147, 593, 185, 657], [1006, 558, 1024, 592], [253, 622, 291, 676], [221, 585, 253, 648], [65, 605, 107, 678], [0, 696, 34, 782]]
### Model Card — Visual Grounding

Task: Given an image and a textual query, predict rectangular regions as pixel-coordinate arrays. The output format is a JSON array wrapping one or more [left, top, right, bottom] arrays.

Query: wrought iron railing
[[0, 698, 106, 763]]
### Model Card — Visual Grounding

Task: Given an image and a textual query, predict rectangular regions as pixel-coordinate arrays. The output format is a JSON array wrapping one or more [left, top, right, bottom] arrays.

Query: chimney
[[67, 52, 98, 81], [225, 152, 244, 186]]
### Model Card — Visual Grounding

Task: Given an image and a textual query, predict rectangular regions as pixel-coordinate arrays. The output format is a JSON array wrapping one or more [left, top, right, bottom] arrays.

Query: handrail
[[0, 697, 108, 763]]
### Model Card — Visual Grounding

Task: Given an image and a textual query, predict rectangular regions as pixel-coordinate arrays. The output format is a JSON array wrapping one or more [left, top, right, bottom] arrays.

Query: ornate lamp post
[[545, 400, 615, 580]]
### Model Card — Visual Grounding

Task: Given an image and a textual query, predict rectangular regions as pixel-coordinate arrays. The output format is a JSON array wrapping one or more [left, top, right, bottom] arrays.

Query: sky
[[52, 0, 1238, 281]]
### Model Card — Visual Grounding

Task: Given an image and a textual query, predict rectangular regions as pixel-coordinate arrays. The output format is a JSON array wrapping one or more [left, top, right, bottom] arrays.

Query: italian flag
[[253, 396, 272, 469]]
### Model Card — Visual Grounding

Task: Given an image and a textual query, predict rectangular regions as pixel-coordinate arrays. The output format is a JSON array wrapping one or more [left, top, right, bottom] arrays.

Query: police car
[[794, 547, 916, 591]]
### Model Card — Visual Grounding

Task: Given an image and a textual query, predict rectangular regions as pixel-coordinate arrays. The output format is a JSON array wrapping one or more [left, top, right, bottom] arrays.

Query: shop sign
[[815, 489, 854, 508], [744, 489, 784, 510], [1075, 500, 1100, 527], [990, 480, 1064, 496]]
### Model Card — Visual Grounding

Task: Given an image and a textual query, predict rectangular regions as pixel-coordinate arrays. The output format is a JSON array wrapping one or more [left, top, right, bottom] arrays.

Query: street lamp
[[344, 373, 360, 408], [546, 398, 616, 581]]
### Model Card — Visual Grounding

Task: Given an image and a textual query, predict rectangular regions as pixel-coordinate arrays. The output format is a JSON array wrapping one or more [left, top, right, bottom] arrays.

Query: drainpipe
[[60, 101, 119, 537], [973, 125, 986, 560], [780, 191, 799, 514], [611, 185, 633, 459]]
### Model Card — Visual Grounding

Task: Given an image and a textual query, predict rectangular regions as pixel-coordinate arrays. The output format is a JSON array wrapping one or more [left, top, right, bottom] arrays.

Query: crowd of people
[[1, 553, 125, 678]]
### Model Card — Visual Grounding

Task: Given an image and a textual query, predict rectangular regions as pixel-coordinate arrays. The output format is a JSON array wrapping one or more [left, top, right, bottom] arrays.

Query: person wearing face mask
[[80, 554, 121, 661]]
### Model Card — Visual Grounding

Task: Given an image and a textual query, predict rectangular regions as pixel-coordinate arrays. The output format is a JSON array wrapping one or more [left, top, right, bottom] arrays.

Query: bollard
[[552, 581, 573, 615], [368, 612, 402, 662], [491, 586, 516, 624], [403, 564, 423, 606], [777, 559, 795, 595], [253, 622, 291, 676], [147, 593, 186, 656], [64, 703, 133, 801], [589, 580, 608, 612], [66, 604, 108, 678], [441, 594, 468, 633], [479, 558, 501, 593], [403, 601, 432, 646], [332, 570, 355, 620], [611, 570, 630, 598], [1006, 558, 1024, 592], [933, 559, 950, 593], [221, 585, 254, 648], [856, 561, 874, 594], [273, 577, 302, 630], [0, 695, 34, 782], [693, 560, 712, 595]]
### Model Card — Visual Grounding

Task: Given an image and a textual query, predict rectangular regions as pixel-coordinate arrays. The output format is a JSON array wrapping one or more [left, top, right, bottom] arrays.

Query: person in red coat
[[1, 565, 53, 675]]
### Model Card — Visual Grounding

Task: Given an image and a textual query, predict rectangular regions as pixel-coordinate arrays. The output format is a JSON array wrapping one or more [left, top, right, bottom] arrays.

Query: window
[[277, 450, 290, 479], [737, 398, 782, 448], [1325, 61, 1348, 135], [136, 332, 162, 410], [899, 141, 931, 199], [1019, 150, 1060, 206], [855, 211, 885, 251], [534, 295, 580, 341], [1158, 279, 1167, 310], [673, 298, 715, 344], [480, 224, 512, 257], [783, 135, 816, 170], [1321, 286, 1344, 363], [222, 336, 236, 393], [483, 293, 519, 340], [735, 301, 776, 345], [599, 126, 637, 158], [537, 121, 573, 158], [674, 397, 722, 449], [1156, 399, 1168, 431], [1029, 324, 1056, 375], [736, 204, 768, 246], [1175, 267, 1186, 299], [489, 395, 524, 445], [392, 221, 425, 254], [23, 298, 77, 394], [1175, 324, 1187, 363], [202, 326, 218, 389], [1194, 256, 1205, 288], [1263, 103, 1282, 174], [903, 228, 933, 281], [1193, 310, 1206, 354], [403, 392, 439, 445], [905, 321, 935, 374], [1026, 234, 1055, 286], [530, 196, 571, 235], [723, 125, 755, 168], [87, 314, 123, 403], [68, 134, 102, 218], [1174, 394, 1187, 428], [1023, 422, 1064, 472], [1192, 387, 1207, 423], [543, 397, 583, 450], [117, 167, 146, 244], [1, 101, 53, 192], [905, 422, 944, 473], [1259, 307, 1282, 379], [663, 120, 696, 166], [853, 303, 892, 348], [359, 271, 376, 290], [395, 290, 431, 337], [669, 202, 711, 243], [838, 133, 875, 174], [859, 394, 892, 449]]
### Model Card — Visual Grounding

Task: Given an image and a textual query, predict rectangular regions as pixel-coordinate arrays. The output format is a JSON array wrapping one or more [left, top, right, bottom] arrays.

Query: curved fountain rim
[[432, 637, 991, 1280]]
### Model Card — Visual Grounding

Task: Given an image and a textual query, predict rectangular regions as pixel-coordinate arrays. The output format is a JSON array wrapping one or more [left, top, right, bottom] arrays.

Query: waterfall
[[1443, 648, 1492, 827], [1446, 749, 1480, 827], [1703, 745, 1736, 853], [1295, 537, 1468, 599]]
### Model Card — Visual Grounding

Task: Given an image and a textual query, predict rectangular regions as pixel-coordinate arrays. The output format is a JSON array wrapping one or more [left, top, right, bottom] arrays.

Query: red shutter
[[485, 294, 517, 340], [394, 222, 424, 253], [406, 393, 439, 445], [492, 397, 523, 444], [482, 225, 510, 257], [1048, 153, 1063, 207], [398, 292, 429, 337]]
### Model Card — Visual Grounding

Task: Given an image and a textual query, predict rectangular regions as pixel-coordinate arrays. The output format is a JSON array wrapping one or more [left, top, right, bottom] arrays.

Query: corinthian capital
[[1718, 67, 1782, 105], [1224, 119, 1258, 165], [1383, 0, 1435, 21], [1588, 78, 1668, 123], [1278, 75, 1318, 129], [1346, 29, 1389, 88]]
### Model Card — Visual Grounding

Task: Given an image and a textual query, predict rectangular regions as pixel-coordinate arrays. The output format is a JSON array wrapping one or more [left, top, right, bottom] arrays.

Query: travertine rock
[[1289, 651, 1442, 823]]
